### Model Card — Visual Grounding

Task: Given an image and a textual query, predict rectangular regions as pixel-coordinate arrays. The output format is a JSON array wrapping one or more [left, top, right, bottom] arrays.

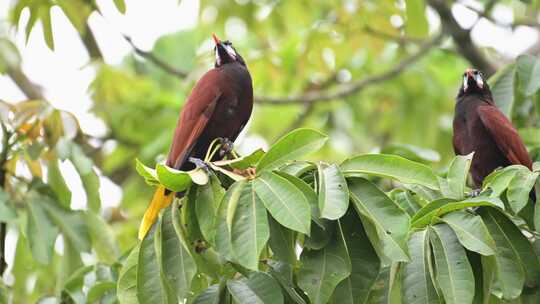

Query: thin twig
[[0, 122, 10, 276], [123, 35, 188, 78], [255, 32, 444, 105]]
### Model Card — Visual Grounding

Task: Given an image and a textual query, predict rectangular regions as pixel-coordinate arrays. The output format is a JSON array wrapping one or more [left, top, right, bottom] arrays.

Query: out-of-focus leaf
[[405, 0, 428, 38], [40, 6, 54, 50], [430, 224, 475, 304], [47, 157, 71, 208], [84, 211, 119, 263], [516, 54, 540, 96], [257, 128, 328, 172], [27, 196, 59, 264], [442, 211, 495, 256], [227, 272, 284, 304], [113, 0, 126, 13], [69, 144, 101, 212], [349, 177, 410, 262], [488, 63, 516, 117], [253, 171, 311, 234], [381, 143, 441, 163], [341, 154, 440, 190], [411, 197, 503, 228], [317, 163, 349, 220], [0, 189, 16, 222], [117, 245, 140, 304], [402, 229, 439, 304], [519, 128, 540, 146]]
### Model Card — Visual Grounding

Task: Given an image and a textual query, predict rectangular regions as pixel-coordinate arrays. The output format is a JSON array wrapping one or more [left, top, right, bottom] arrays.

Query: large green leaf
[[267, 261, 307, 304], [402, 229, 439, 304], [411, 197, 503, 228], [267, 216, 296, 265], [348, 177, 410, 262], [488, 63, 516, 117], [480, 208, 540, 294], [297, 223, 351, 304], [390, 189, 421, 217], [341, 154, 439, 190], [507, 169, 538, 213], [156, 164, 193, 192], [429, 224, 475, 304], [516, 54, 540, 96], [318, 164, 349, 220], [117, 245, 140, 304], [445, 153, 473, 200], [227, 272, 284, 304], [482, 166, 521, 197], [27, 196, 59, 264], [230, 182, 270, 271], [257, 128, 328, 172], [194, 175, 225, 244], [275, 171, 322, 225], [160, 207, 197, 301], [215, 181, 246, 261], [212, 148, 265, 170], [253, 171, 311, 234], [137, 223, 173, 304], [193, 283, 224, 304], [47, 157, 71, 208], [331, 211, 381, 304], [442, 211, 495, 256]]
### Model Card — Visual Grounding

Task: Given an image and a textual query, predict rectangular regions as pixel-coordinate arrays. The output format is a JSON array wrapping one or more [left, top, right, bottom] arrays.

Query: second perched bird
[[452, 68, 534, 195], [138, 34, 253, 239]]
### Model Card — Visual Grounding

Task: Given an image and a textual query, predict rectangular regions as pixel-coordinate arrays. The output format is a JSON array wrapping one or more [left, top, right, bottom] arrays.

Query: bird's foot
[[218, 137, 235, 158], [468, 188, 482, 198], [189, 157, 210, 173]]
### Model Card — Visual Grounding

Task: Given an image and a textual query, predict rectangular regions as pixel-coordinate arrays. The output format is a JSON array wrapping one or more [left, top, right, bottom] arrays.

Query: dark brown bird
[[139, 34, 253, 239], [453, 68, 534, 196]]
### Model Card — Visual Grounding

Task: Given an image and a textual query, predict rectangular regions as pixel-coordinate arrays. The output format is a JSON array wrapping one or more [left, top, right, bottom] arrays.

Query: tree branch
[[6, 65, 44, 100], [82, 22, 103, 60], [427, 0, 497, 77], [123, 35, 188, 78], [255, 32, 444, 105]]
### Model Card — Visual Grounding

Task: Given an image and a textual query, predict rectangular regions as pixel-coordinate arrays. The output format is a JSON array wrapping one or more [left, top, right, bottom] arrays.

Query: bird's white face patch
[[475, 73, 484, 88], [463, 75, 469, 91], [223, 44, 237, 59], [215, 48, 221, 66]]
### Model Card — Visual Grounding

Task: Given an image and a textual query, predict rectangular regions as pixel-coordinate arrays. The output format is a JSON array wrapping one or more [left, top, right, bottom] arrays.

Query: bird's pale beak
[[212, 33, 221, 45]]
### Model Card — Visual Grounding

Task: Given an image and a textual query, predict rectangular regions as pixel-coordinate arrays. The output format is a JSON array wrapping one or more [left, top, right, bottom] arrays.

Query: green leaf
[[227, 272, 284, 304], [297, 224, 351, 304], [442, 211, 496, 256], [390, 189, 421, 217], [488, 63, 516, 117], [331, 211, 381, 304], [41, 199, 91, 253], [215, 181, 246, 261], [482, 166, 521, 197], [516, 54, 540, 96], [47, 157, 71, 208], [87, 282, 117, 303], [0, 189, 16, 222], [279, 161, 316, 177], [213, 148, 265, 170], [156, 164, 193, 192], [193, 283, 224, 304], [405, 0, 428, 38], [117, 245, 140, 304], [40, 6, 54, 50], [480, 208, 540, 292], [446, 153, 474, 200], [519, 128, 540, 146], [253, 171, 311, 234], [135, 159, 159, 186], [84, 211, 119, 263], [113, 0, 126, 14], [257, 128, 328, 172], [402, 229, 439, 304], [160, 206, 197, 301], [318, 164, 349, 220], [267, 216, 297, 265], [411, 197, 503, 228], [348, 177, 410, 262], [27, 196, 59, 264], [341, 154, 440, 190], [230, 182, 270, 271], [70, 144, 101, 212], [429, 224, 475, 304], [267, 261, 307, 304], [381, 143, 440, 163], [137, 223, 173, 304], [507, 169, 538, 213], [194, 175, 225, 244]]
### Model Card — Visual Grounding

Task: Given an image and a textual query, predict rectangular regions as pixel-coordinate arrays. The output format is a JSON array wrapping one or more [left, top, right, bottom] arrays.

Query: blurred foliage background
[[0, 0, 539, 302]]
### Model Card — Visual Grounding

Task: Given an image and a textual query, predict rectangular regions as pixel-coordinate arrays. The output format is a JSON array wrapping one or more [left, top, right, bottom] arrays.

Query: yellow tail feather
[[138, 185, 174, 240]]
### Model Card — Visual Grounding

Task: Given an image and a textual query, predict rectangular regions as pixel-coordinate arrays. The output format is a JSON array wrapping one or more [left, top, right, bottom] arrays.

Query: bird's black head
[[213, 34, 245, 68], [458, 68, 491, 98]]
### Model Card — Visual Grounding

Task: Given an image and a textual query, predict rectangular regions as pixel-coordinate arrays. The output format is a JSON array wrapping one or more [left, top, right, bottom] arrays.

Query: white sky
[[0, 0, 537, 213]]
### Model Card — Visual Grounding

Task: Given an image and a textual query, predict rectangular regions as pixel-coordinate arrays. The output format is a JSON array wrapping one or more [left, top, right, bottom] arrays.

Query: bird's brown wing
[[477, 105, 532, 169], [166, 70, 222, 168]]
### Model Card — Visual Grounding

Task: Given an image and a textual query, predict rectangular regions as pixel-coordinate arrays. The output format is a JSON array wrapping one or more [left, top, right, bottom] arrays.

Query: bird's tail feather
[[138, 185, 174, 240]]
